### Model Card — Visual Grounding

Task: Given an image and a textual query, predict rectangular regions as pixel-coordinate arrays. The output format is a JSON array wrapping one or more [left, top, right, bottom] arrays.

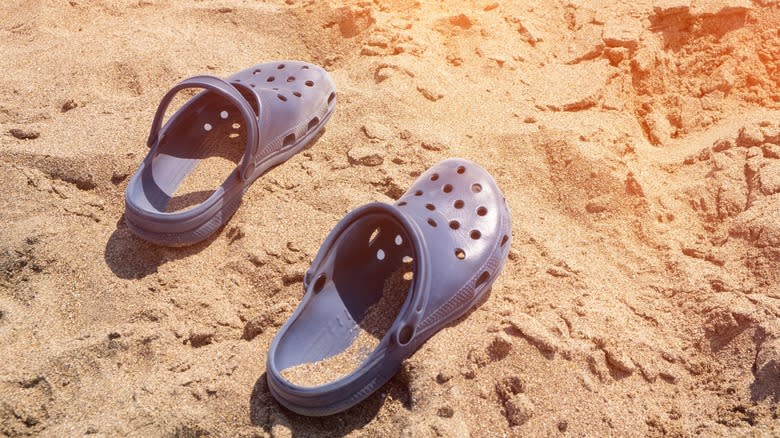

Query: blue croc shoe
[[124, 60, 336, 246], [266, 158, 512, 416]]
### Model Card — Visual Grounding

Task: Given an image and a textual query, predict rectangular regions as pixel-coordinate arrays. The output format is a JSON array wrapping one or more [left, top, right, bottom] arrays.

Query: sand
[[280, 267, 410, 387], [1, 0, 779, 436]]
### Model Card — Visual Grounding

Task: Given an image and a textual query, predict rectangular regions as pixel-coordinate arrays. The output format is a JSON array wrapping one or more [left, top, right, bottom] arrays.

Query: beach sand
[[1, 0, 779, 436]]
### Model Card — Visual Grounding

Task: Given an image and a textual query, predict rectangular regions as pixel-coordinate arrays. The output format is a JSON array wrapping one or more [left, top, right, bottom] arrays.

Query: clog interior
[[138, 86, 259, 213], [276, 213, 415, 386]]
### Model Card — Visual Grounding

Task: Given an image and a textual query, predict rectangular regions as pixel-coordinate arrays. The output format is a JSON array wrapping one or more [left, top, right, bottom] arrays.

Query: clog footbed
[[266, 158, 512, 416], [124, 60, 335, 246]]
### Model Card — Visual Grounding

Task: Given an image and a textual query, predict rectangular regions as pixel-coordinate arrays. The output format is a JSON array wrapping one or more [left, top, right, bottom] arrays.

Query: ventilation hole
[[415, 190, 423, 196], [267, 76, 275, 82], [449, 220, 460, 230], [232, 122, 241, 129], [229, 133, 239, 139], [472, 183, 482, 193], [431, 173, 439, 181], [376, 249, 386, 260], [425, 203, 435, 211], [252, 69, 261, 75], [302, 65, 310, 69], [278, 94, 287, 102], [293, 91, 302, 97], [305, 80, 314, 87], [308, 117, 320, 131], [457, 165, 466, 174], [235, 79, 241, 82], [328, 92, 335, 104], [501, 235, 509, 247], [273, 87, 279, 91], [455, 248, 466, 260], [283, 133, 295, 147], [398, 201, 407, 206], [369, 228, 380, 245], [402, 256, 413, 264], [220, 110, 229, 119], [277, 64, 285, 69], [313, 274, 327, 293], [470, 230, 481, 240], [475, 271, 490, 288], [287, 76, 296, 82], [202, 123, 213, 131], [398, 325, 413, 345], [250, 84, 255, 88], [477, 206, 488, 216], [454, 200, 464, 209], [403, 271, 414, 281], [395, 235, 403, 246], [443, 184, 453, 193], [427, 218, 437, 227]]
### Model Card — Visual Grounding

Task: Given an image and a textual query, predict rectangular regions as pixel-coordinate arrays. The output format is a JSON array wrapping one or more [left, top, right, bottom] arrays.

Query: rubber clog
[[266, 158, 512, 416], [124, 60, 335, 246]]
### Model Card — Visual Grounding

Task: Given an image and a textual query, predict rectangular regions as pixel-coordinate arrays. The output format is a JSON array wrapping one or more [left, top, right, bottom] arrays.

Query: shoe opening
[[275, 212, 416, 387], [141, 85, 259, 213]]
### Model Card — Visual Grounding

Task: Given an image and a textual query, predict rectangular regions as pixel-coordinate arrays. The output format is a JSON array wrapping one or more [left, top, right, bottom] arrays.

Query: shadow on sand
[[249, 371, 411, 437], [103, 215, 220, 279]]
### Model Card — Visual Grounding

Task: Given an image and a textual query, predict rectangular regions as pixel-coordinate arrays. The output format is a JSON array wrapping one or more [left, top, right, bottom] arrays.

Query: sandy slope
[[1, 0, 779, 436]]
